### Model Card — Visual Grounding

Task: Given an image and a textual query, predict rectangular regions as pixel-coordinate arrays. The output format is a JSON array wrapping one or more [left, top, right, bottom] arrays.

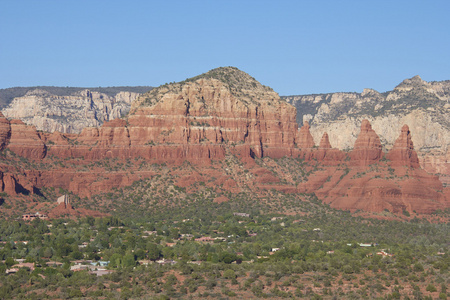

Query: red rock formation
[[0, 68, 447, 216], [349, 119, 383, 166], [0, 172, 17, 195], [43, 131, 70, 145], [296, 121, 316, 160], [6, 120, 46, 159], [80, 119, 130, 147], [387, 125, 420, 168], [130, 68, 298, 156], [319, 132, 332, 149], [308, 166, 448, 214], [297, 121, 315, 149], [1, 118, 448, 215], [252, 167, 280, 184], [0, 113, 11, 150], [37, 69, 299, 163], [313, 133, 346, 163], [297, 122, 448, 214], [128, 80, 298, 159], [419, 151, 450, 186]]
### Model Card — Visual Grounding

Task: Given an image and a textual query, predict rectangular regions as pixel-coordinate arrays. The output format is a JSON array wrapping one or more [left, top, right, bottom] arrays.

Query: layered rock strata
[[297, 121, 315, 149], [349, 120, 383, 166], [8, 119, 46, 159], [0, 68, 447, 215], [0, 112, 11, 150], [2, 89, 141, 134], [22, 67, 299, 162], [387, 125, 420, 168], [283, 76, 450, 182], [313, 132, 345, 163], [313, 167, 448, 214], [131, 68, 299, 159]]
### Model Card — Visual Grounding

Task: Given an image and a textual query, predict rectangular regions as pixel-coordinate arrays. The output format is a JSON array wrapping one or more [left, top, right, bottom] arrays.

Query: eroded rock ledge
[[0, 68, 447, 214]]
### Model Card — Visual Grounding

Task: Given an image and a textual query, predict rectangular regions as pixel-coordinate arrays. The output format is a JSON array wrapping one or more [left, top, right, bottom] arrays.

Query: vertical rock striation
[[387, 125, 420, 168], [0, 68, 447, 215], [7, 120, 46, 159], [0, 112, 11, 150], [2, 89, 142, 134], [350, 120, 383, 166], [297, 121, 315, 149], [313, 132, 346, 163]]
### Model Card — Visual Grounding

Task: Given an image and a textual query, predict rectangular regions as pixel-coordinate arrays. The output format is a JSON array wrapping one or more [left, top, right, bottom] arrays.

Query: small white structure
[[57, 194, 69, 207]]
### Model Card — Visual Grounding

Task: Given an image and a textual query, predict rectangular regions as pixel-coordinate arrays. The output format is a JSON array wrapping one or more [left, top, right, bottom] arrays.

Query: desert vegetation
[[0, 185, 449, 299]]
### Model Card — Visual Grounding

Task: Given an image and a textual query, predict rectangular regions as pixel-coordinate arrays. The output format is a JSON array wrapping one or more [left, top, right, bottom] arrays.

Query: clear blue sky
[[1, 0, 449, 95]]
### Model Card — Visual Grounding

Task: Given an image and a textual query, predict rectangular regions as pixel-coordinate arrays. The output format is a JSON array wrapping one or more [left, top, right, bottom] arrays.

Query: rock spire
[[297, 121, 315, 149], [387, 125, 420, 168], [349, 119, 383, 166]]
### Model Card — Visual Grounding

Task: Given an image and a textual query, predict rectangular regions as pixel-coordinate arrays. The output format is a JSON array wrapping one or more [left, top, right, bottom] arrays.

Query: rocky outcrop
[[129, 67, 298, 159], [326, 173, 447, 214], [0, 68, 447, 216], [2, 88, 142, 134], [0, 172, 18, 195], [7, 120, 46, 159], [3, 68, 299, 161], [297, 121, 315, 149], [296, 121, 317, 160], [419, 150, 450, 186], [298, 164, 448, 214], [349, 120, 383, 166], [312, 132, 346, 163], [283, 76, 450, 182], [0, 113, 11, 150], [4, 76, 448, 183], [79, 119, 131, 148], [387, 125, 420, 168], [319, 132, 332, 149]]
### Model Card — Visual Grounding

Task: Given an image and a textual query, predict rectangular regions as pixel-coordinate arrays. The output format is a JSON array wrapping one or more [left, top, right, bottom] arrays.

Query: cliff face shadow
[[15, 183, 30, 196], [32, 187, 44, 197]]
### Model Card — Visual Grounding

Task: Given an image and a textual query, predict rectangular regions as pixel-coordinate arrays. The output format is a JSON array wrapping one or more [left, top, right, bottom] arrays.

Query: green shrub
[[426, 284, 437, 292]]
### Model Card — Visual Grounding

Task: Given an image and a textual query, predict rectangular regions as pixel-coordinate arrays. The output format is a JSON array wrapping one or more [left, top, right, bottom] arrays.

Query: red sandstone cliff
[[312, 132, 346, 163], [38, 68, 299, 163], [0, 68, 447, 216], [296, 121, 314, 160], [48, 201, 109, 219], [349, 119, 383, 166], [7, 119, 46, 159], [387, 125, 420, 168], [297, 121, 315, 149], [319, 132, 332, 149], [0, 113, 11, 150], [0, 172, 17, 195], [128, 70, 299, 159], [300, 122, 448, 213]]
